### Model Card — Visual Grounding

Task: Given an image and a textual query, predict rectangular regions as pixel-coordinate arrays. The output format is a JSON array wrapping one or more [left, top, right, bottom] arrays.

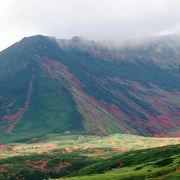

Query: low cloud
[[1, 0, 180, 50]]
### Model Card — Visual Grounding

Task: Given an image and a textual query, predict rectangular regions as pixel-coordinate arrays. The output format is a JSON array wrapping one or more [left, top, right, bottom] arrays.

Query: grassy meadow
[[0, 134, 179, 179]]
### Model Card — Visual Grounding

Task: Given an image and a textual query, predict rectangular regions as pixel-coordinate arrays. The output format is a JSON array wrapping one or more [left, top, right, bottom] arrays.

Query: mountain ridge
[[0, 34, 179, 142]]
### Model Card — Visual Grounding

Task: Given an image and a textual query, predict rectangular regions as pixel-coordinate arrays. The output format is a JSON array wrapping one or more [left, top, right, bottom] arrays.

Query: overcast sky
[[1, 0, 180, 50]]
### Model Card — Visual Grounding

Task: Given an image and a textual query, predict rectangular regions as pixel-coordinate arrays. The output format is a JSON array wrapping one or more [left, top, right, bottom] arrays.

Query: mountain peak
[[0, 35, 179, 142]]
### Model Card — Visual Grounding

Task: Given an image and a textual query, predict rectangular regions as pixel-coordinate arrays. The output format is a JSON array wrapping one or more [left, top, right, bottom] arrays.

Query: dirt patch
[[43, 144, 57, 149], [112, 147, 126, 153]]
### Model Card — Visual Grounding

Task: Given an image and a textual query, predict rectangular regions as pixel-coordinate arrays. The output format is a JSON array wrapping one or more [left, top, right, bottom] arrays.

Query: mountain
[[0, 34, 179, 142]]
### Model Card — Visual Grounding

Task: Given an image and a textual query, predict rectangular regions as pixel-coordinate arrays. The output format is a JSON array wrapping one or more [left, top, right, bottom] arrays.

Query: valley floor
[[0, 134, 180, 179]]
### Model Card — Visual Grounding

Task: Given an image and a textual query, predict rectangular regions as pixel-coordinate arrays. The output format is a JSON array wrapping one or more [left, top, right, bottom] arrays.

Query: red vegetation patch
[[12, 146, 22, 151], [32, 160, 47, 169], [2, 109, 24, 122], [41, 160, 47, 169], [62, 148, 71, 154], [153, 129, 167, 137], [147, 116, 158, 127], [147, 115, 174, 130], [156, 115, 174, 128], [175, 133, 180, 137], [43, 144, 57, 149], [33, 161, 39, 169], [0, 145, 8, 150], [45, 152, 54, 155], [2, 73, 35, 134], [0, 167, 7, 172], [110, 104, 119, 116]]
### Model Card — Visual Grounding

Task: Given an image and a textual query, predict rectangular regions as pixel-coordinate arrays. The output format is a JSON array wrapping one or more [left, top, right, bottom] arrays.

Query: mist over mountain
[[0, 34, 179, 142]]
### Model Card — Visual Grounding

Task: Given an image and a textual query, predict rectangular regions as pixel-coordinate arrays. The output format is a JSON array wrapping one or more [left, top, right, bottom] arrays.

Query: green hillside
[[65, 145, 180, 180], [0, 36, 84, 142], [0, 35, 179, 142], [0, 134, 179, 179]]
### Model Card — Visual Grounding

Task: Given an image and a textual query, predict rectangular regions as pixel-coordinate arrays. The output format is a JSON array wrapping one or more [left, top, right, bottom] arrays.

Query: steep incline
[[56, 36, 180, 136], [0, 36, 84, 141], [0, 35, 179, 142]]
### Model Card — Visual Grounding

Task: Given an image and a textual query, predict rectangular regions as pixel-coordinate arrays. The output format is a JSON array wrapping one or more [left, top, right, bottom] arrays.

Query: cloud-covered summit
[[1, 0, 180, 50]]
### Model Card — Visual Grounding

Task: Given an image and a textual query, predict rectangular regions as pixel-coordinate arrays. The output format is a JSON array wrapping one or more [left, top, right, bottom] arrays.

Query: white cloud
[[1, 0, 180, 50]]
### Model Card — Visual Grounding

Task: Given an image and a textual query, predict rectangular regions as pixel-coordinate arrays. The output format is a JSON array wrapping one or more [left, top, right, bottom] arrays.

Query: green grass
[[64, 145, 180, 180], [0, 134, 179, 180]]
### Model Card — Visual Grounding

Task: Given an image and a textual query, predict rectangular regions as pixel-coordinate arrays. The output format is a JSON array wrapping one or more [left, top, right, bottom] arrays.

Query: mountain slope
[[0, 36, 84, 141], [0, 35, 179, 141]]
